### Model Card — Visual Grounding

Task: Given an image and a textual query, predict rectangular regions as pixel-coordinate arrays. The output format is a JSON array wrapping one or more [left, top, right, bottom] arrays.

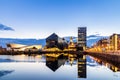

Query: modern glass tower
[[77, 27, 87, 51]]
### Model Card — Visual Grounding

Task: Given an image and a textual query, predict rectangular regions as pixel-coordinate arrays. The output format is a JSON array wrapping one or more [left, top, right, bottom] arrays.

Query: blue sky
[[0, 0, 120, 39]]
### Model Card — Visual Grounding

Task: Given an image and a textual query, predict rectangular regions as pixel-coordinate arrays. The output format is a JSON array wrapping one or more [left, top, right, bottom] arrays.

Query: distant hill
[[0, 35, 108, 48]]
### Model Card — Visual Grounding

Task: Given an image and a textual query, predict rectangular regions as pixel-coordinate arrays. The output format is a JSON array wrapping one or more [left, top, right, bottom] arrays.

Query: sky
[[0, 0, 120, 39]]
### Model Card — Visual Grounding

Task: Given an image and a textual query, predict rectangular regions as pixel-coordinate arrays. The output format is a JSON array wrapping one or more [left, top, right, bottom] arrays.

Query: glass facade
[[78, 27, 86, 50]]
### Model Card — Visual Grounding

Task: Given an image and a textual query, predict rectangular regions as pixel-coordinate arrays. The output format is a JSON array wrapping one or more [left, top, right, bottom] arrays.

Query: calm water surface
[[0, 53, 120, 80]]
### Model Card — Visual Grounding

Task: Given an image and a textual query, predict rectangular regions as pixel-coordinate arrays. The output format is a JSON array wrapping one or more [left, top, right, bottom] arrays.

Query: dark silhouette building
[[77, 27, 87, 51], [46, 33, 68, 50]]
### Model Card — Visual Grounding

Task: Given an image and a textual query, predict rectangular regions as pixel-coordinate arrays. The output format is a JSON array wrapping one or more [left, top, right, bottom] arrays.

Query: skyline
[[0, 0, 120, 39]]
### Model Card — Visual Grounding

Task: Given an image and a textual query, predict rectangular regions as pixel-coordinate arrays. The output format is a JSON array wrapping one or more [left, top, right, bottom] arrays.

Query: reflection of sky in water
[[0, 70, 14, 78], [86, 66, 120, 80], [0, 55, 119, 80], [0, 55, 46, 62], [0, 63, 77, 80]]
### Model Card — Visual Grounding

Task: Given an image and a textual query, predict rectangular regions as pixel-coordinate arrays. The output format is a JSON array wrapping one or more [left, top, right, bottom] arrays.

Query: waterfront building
[[0, 46, 6, 52], [110, 34, 120, 51], [77, 27, 87, 51], [87, 38, 111, 52], [6, 43, 42, 51], [96, 38, 109, 47], [46, 33, 68, 50], [87, 33, 120, 52], [96, 38, 109, 52]]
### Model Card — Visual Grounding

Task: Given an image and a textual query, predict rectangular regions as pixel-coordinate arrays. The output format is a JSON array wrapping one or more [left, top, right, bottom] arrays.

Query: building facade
[[46, 33, 68, 50], [110, 34, 120, 51], [77, 27, 87, 51], [6, 43, 42, 51]]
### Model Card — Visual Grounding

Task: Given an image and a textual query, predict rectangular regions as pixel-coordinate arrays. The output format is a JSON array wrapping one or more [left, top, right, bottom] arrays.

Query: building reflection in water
[[46, 54, 67, 72], [77, 54, 86, 78], [92, 56, 120, 72], [45, 53, 87, 78]]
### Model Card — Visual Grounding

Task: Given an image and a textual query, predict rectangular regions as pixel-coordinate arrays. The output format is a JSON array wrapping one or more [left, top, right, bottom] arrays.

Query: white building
[[6, 43, 42, 51]]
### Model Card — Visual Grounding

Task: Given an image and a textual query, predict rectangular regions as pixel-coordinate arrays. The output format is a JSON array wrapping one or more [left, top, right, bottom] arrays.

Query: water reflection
[[45, 53, 87, 78], [0, 53, 120, 80], [77, 54, 86, 78], [46, 54, 67, 72], [0, 70, 14, 77], [91, 55, 120, 72]]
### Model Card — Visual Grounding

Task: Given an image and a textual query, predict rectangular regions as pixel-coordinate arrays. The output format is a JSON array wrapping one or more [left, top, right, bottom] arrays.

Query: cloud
[[0, 24, 14, 31], [87, 34, 100, 38]]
